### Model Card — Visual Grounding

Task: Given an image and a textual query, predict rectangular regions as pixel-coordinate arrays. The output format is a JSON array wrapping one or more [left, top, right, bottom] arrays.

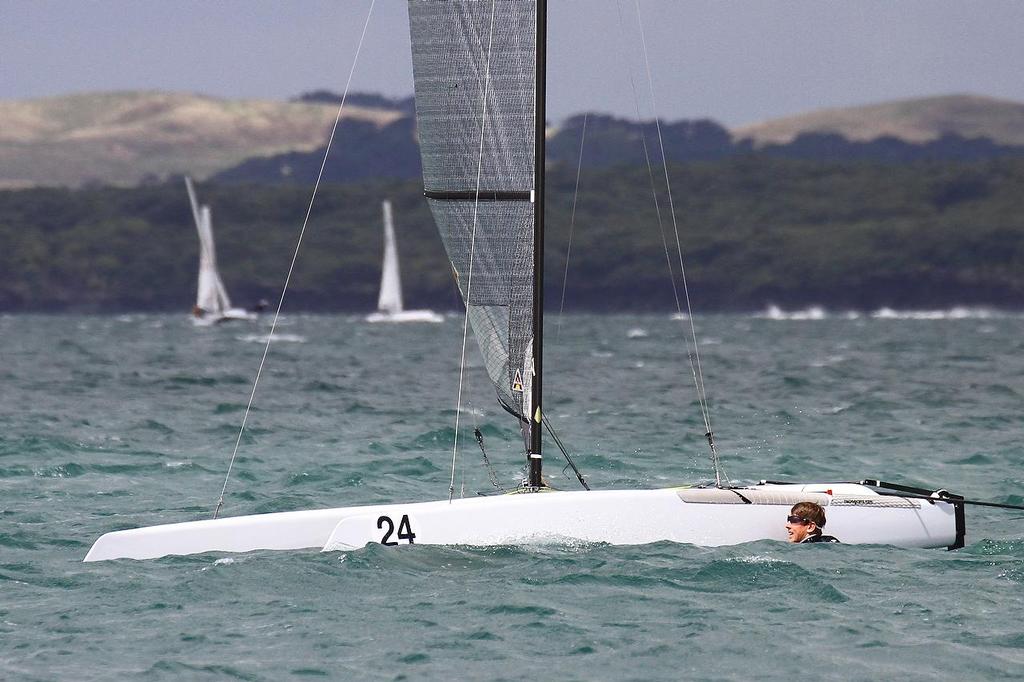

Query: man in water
[[786, 501, 839, 543]]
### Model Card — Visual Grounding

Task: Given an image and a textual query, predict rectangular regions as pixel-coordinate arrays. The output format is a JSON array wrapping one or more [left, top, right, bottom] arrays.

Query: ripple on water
[[0, 465, 34, 478], [0, 530, 39, 550], [963, 538, 1024, 557], [166, 375, 218, 386], [361, 456, 440, 478], [410, 428, 456, 450], [132, 419, 175, 435], [144, 661, 258, 679], [985, 384, 1021, 398], [953, 453, 996, 465], [35, 462, 86, 478], [686, 553, 848, 603], [252, 494, 320, 514], [304, 380, 346, 393], [485, 604, 558, 617], [3, 435, 83, 455]]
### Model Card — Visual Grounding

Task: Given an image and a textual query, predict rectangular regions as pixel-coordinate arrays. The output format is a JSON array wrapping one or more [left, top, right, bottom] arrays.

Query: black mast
[[527, 0, 546, 488]]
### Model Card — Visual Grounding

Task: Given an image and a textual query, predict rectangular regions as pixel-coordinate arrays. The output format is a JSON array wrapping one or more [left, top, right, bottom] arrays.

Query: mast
[[528, 0, 546, 488]]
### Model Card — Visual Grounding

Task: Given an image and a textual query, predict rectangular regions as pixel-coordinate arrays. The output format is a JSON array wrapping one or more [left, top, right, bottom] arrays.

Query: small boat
[[86, 1, 980, 562], [365, 200, 444, 323], [185, 177, 257, 326]]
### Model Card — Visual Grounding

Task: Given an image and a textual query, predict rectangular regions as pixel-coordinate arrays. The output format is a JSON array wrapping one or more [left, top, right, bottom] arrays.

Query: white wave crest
[[871, 306, 1002, 320], [237, 333, 306, 343], [753, 305, 1011, 321], [728, 554, 783, 564], [757, 305, 828, 320]]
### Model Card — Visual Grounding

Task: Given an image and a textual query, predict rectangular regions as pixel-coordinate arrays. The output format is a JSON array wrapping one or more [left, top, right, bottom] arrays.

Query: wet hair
[[790, 501, 826, 534]]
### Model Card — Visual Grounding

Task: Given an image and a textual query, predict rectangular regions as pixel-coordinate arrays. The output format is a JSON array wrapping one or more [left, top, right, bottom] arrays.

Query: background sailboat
[[184, 177, 257, 326], [366, 199, 444, 323]]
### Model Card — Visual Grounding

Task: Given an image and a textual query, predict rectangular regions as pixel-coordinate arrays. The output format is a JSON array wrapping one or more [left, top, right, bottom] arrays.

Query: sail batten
[[409, 0, 537, 421]]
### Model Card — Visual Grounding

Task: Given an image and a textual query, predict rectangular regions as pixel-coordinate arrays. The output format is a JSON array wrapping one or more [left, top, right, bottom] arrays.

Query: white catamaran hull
[[84, 483, 963, 561], [191, 308, 258, 327], [365, 310, 444, 323]]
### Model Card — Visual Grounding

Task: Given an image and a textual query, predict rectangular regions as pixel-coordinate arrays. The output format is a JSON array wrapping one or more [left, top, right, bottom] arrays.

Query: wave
[[755, 304, 1014, 320], [237, 333, 306, 343], [756, 305, 831, 320], [870, 306, 1005, 320]]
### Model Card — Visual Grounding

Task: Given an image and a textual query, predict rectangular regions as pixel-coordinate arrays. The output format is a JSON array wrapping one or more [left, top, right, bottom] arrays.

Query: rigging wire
[[556, 113, 588, 340], [449, 0, 499, 503], [212, 0, 378, 519], [632, 0, 724, 485], [615, 0, 726, 486], [542, 415, 590, 490], [474, 427, 506, 492], [468, 390, 504, 492]]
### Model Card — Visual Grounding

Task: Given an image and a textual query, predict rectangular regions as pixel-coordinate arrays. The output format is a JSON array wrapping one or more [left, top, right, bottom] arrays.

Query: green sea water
[[2, 312, 1024, 680]]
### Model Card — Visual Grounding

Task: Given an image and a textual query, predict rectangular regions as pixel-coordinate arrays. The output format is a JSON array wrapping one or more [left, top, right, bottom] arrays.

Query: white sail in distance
[[376, 200, 403, 314], [366, 200, 444, 323], [196, 206, 232, 315], [185, 177, 248, 323]]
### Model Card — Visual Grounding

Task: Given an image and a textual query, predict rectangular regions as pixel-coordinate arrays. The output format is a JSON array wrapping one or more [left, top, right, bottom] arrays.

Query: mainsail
[[185, 177, 232, 316], [408, 0, 538, 424], [377, 200, 404, 314]]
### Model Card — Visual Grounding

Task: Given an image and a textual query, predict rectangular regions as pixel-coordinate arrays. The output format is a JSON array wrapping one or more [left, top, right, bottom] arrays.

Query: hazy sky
[[4, 0, 1024, 127]]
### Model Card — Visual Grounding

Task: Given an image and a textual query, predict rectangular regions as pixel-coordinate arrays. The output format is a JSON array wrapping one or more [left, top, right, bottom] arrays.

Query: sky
[[3, 0, 1024, 127]]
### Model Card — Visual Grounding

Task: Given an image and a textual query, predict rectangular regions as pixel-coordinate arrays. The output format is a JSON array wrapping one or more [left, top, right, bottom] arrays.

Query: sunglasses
[[786, 515, 813, 525]]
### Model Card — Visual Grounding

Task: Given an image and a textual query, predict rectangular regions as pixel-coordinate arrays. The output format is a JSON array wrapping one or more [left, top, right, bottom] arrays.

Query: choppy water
[[3, 312, 1024, 680]]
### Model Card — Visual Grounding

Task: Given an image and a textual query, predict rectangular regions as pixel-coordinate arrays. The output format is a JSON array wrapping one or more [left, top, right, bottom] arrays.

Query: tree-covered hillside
[[212, 113, 1024, 187], [2, 157, 1023, 312]]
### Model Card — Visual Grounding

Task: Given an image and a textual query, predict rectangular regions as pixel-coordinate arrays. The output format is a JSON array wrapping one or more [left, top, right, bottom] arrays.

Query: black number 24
[[377, 514, 416, 546]]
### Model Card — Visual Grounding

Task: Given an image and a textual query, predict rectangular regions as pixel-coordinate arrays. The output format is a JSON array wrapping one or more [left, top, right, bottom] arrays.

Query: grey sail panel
[[408, 0, 537, 420], [408, 0, 536, 193], [428, 200, 534, 417]]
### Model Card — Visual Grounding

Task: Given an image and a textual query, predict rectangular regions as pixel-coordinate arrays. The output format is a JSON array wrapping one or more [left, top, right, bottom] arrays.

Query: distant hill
[[0, 91, 405, 189], [213, 117, 423, 185], [213, 107, 1024, 185], [210, 93, 1024, 185], [734, 94, 1024, 146], [291, 90, 416, 115], [211, 114, 738, 185], [5, 91, 1024, 188]]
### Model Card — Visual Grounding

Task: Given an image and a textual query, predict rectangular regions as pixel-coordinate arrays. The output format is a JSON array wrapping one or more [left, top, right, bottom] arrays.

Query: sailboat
[[185, 177, 257, 326], [85, 1, 970, 562], [365, 200, 444, 323]]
